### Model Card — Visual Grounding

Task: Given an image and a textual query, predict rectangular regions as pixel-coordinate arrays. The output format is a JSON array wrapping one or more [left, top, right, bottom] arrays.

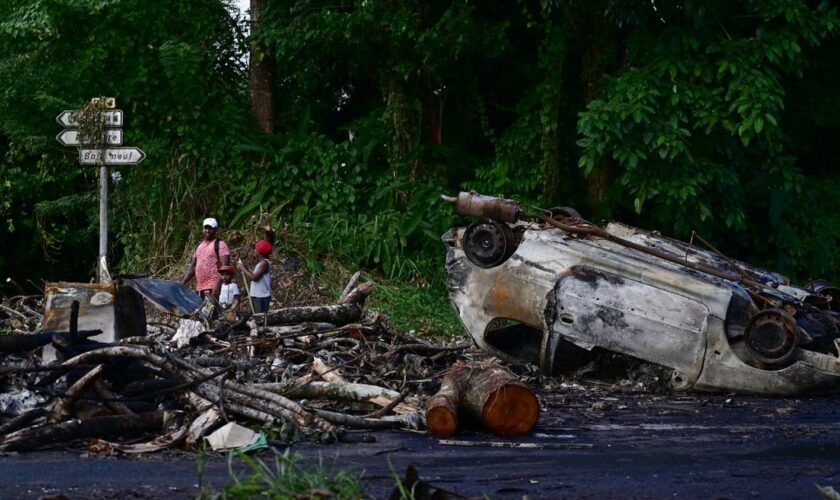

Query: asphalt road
[[1, 384, 838, 499]]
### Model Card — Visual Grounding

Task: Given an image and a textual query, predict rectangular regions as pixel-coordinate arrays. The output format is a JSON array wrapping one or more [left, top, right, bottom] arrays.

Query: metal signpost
[[56, 129, 123, 147], [56, 109, 124, 128], [55, 98, 145, 283], [78, 147, 146, 165]]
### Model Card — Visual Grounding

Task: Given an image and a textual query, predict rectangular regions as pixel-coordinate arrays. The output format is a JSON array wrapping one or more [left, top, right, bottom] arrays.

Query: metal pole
[[98, 162, 108, 283]]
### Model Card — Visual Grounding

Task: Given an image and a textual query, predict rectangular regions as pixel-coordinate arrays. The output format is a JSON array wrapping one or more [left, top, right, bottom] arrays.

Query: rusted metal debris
[[443, 191, 840, 395], [0, 278, 477, 452]]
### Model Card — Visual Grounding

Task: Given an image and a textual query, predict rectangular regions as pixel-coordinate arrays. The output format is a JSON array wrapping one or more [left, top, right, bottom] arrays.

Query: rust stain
[[487, 275, 536, 325]]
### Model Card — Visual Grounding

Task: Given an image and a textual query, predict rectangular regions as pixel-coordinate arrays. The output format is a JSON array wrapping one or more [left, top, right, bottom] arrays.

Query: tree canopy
[[1, 0, 839, 288]]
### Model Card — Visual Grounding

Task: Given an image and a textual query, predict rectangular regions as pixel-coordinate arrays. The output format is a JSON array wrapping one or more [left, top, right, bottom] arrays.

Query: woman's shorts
[[251, 296, 270, 314]]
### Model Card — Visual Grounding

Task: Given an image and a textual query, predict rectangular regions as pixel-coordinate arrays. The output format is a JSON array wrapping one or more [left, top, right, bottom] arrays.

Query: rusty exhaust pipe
[[441, 192, 522, 223]]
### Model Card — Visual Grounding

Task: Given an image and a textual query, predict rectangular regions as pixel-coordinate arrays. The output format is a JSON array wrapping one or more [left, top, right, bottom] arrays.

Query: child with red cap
[[237, 239, 272, 313]]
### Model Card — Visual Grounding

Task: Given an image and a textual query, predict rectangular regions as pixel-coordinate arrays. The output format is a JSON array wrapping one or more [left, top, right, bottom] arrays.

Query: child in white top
[[218, 265, 240, 313]]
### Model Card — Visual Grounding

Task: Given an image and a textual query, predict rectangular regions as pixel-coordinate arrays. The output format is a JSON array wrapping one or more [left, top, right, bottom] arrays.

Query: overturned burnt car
[[442, 192, 840, 395]]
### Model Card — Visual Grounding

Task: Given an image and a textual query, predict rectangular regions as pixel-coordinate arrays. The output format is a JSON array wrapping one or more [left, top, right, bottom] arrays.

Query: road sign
[[56, 129, 123, 147], [79, 147, 146, 165], [56, 109, 123, 127]]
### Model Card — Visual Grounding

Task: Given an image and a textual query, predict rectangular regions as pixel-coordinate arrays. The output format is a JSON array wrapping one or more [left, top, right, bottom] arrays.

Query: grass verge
[[364, 275, 462, 338], [197, 449, 363, 499], [272, 218, 464, 339]]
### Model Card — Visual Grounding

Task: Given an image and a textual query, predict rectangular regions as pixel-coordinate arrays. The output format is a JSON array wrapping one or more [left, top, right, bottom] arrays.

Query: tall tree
[[248, 0, 276, 133]]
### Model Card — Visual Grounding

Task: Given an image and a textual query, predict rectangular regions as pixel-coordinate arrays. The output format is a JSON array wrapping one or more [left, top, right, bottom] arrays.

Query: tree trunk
[[248, 0, 275, 133], [426, 361, 539, 437], [565, 2, 625, 217], [425, 374, 461, 437], [461, 364, 539, 436], [262, 283, 371, 326], [264, 304, 361, 326], [539, 17, 568, 207]]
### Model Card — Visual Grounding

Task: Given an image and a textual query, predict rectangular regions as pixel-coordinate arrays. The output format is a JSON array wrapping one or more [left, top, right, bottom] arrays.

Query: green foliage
[[198, 449, 362, 499], [367, 275, 462, 338], [3, 0, 840, 314], [576, 0, 840, 277], [0, 0, 249, 281]]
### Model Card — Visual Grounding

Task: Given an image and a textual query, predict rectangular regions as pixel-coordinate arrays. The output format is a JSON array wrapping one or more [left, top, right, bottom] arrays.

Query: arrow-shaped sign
[[56, 109, 123, 128], [79, 147, 146, 165], [56, 129, 123, 147]]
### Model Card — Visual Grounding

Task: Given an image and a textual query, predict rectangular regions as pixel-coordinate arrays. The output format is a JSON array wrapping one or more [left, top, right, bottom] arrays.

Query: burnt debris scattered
[[0, 279, 485, 452]]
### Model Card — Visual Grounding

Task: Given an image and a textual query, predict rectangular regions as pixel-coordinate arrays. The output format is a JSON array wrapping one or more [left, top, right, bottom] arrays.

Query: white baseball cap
[[202, 217, 218, 228]]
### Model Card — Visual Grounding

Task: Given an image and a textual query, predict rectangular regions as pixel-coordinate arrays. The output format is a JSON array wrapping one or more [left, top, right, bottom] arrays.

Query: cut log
[[263, 303, 363, 326], [260, 283, 371, 327], [426, 388, 459, 438], [425, 361, 467, 437], [425, 361, 539, 437], [461, 364, 539, 436], [338, 282, 374, 305]]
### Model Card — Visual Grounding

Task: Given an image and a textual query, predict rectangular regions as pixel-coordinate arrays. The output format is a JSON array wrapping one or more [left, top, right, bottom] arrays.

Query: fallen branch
[[50, 364, 105, 422], [263, 304, 363, 327], [0, 408, 48, 437], [0, 329, 102, 354], [0, 411, 165, 452], [308, 408, 402, 430], [338, 271, 362, 302]]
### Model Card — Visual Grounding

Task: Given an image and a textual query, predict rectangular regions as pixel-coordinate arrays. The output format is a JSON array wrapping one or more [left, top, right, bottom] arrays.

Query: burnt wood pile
[[1, 282, 506, 452]]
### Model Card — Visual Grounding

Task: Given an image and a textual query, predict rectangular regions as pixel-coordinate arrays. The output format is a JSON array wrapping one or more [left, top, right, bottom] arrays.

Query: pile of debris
[[0, 280, 480, 453]]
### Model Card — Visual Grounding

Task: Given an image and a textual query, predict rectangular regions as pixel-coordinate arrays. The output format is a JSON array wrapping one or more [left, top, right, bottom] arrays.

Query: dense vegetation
[[2, 1, 840, 316]]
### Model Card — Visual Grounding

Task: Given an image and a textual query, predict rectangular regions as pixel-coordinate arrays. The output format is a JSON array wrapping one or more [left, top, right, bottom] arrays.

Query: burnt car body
[[443, 192, 840, 395]]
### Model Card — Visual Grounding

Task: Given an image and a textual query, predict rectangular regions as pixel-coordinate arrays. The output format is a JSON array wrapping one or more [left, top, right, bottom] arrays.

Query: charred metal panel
[[549, 266, 708, 381], [122, 278, 200, 316], [604, 222, 789, 286], [43, 282, 145, 346], [114, 286, 146, 338], [694, 326, 840, 394], [445, 227, 559, 369]]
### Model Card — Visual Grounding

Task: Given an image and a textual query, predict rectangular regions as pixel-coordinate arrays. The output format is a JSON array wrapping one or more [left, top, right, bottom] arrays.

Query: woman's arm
[[237, 259, 268, 280]]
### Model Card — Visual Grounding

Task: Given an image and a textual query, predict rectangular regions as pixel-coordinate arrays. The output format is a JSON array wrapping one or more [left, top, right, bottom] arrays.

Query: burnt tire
[[463, 220, 517, 269], [744, 309, 799, 366]]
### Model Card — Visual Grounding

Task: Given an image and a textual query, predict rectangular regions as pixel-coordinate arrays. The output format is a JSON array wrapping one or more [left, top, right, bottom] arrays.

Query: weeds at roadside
[[366, 277, 461, 339], [197, 448, 363, 499]]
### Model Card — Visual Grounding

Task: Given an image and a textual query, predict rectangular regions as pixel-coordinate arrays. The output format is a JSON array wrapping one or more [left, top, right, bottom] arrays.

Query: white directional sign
[[56, 109, 123, 127], [79, 147, 146, 165], [56, 129, 123, 146]]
